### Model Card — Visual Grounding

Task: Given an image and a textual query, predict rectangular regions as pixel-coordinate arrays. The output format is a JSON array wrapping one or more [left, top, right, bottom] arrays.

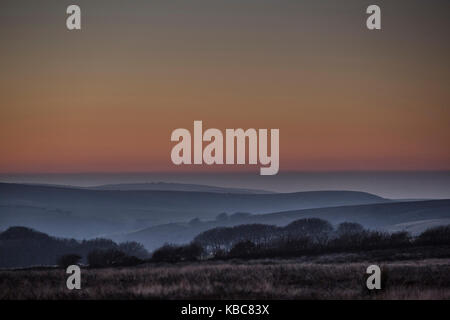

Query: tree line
[[0, 226, 149, 268], [151, 219, 450, 262], [2, 220, 449, 268]]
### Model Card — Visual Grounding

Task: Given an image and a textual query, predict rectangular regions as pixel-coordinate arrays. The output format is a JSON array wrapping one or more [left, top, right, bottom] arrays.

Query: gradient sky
[[1, 0, 449, 173]]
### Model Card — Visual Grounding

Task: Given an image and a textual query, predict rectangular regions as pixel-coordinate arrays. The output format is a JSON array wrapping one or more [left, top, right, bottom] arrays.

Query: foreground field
[[1, 255, 450, 300]]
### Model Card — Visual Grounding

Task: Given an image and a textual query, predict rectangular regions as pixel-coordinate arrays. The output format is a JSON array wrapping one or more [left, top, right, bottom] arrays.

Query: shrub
[[284, 218, 333, 244], [152, 242, 204, 263], [180, 242, 204, 261], [87, 249, 143, 267], [117, 241, 149, 259], [151, 244, 178, 263], [336, 222, 364, 236], [213, 249, 227, 259], [389, 231, 411, 247], [229, 241, 256, 258], [416, 225, 450, 245], [57, 254, 82, 268]]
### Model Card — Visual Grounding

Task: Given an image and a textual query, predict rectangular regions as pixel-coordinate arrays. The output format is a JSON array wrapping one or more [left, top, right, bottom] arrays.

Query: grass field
[[1, 254, 449, 300]]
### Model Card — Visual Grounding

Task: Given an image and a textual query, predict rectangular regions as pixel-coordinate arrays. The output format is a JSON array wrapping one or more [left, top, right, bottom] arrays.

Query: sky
[[0, 0, 449, 174]]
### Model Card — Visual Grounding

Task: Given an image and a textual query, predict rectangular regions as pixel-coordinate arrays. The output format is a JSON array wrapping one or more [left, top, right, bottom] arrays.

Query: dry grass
[[1, 258, 449, 300]]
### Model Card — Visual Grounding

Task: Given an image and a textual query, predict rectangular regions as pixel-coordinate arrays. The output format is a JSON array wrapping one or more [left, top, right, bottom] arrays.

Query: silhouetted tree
[[57, 254, 82, 268], [87, 249, 126, 267], [118, 241, 149, 259], [416, 225, 450, 245], [152, 242, 204, 263], [284, 218, 333, 244], [151, 244, 177, 262], [336, 222, 364, 236], [87, 249, 143, 267], [194, 227, 232, 253], [389, 231, 411, 247], [195, 224, 280, 254], [229, 241, 256, 258], [180, 242, 204, 261]]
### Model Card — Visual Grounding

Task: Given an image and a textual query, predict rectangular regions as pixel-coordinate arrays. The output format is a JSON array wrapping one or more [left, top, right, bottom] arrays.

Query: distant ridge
[[3, 182, 273, 194], [88, 182, 274, 194], [112, 199, 450, 250], [0, 182, 389, 239]]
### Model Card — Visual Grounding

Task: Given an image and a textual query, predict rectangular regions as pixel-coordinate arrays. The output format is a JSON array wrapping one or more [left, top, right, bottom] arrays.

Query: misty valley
[[1, 181, 449, 299], [1, 181, 450, 257]]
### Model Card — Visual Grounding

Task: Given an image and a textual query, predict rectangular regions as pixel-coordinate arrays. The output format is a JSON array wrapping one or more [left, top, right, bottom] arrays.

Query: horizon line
[[1, 169, 450, 175]]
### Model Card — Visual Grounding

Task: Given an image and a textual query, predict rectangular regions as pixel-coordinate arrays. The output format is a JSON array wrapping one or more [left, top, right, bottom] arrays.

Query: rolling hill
[[111, 199, 450, 250], [88, 182, 273, 194], [0, 183, 389, 239]]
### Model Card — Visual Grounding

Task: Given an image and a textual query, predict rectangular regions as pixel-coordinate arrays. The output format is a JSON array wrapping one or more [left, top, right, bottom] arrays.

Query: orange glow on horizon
[[1, 1, 449, 173]]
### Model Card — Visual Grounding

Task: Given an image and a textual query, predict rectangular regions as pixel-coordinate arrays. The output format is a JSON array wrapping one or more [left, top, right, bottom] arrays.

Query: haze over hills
[[111, 199, 450, 250], [3, 172, 450, 199], [1, 182, 450, 252], [10, 182, 273, 194], [88, 182, 273, 194], [0, 182, 389, 239]]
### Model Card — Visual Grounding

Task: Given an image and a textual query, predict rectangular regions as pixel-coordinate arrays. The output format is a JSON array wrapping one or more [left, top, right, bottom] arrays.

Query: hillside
[[0, 183, 389, 239], [112, 199, 450, 250], [89, 182, 273, 194]]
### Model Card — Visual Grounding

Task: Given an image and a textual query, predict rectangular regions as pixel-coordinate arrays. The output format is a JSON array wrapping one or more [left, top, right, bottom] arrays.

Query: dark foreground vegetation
[[0, 220, 449, 300], [0, 256, 449, 299]]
